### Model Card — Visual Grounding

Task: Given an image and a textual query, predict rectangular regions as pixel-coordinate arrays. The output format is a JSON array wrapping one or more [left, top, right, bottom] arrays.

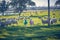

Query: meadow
[[0, 10, 60, 27], [0, 10, 60, 40]]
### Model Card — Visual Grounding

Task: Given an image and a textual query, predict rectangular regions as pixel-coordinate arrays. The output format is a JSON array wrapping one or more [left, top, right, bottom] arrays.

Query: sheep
[[0, 21, 6, 27], [11, 19, 17, 24], [5, 18, 18, 26], [40, 18, 57, 25], [5, 20, 12, 25], [41, 18, 49, 24], [50, 18, 57, 24], [10, 18, 17, 24], [0, 18, 17, 27]]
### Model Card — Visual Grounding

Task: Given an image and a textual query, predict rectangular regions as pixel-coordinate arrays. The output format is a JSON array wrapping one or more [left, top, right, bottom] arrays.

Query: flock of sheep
[[0, 18, 18, 27], [38, 16, 57, 24], [0, 16, 58, 27]]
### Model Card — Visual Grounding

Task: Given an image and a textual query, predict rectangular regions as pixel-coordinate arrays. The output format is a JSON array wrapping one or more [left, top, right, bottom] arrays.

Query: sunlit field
[[0, 10, 60, 40], [0, 10, 60, 27]]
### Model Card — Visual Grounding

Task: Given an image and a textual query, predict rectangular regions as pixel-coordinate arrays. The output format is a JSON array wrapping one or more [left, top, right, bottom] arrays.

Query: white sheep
[[41, 18, 49, 24], [0, 21, 6, 27], [40, 18, 57, 24], [50, 18, 57, 24], [5, 18, 18, 26]]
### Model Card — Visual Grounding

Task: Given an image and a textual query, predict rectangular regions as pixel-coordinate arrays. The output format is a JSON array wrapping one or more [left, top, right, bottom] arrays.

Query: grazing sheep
[[5, 20, 11, 25], [11, 19, 17, 24], [41, 18, 49, 24], [50, 18, 57, 24], [40, 18, 57, 24], [5, 18, 18, 26], [0, 21, 6, 27], [0, 18, 18, 26]]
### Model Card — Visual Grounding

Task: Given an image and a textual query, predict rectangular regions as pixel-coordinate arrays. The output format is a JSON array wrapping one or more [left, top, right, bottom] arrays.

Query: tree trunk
[[48, 0, 50, 27], [2, 12, 4, 16]]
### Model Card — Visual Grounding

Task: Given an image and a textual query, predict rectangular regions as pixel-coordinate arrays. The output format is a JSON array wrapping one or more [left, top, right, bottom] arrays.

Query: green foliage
[[10, 0, 35, 16], [0, 0, 9, 15], [55, 0, 60, 5]]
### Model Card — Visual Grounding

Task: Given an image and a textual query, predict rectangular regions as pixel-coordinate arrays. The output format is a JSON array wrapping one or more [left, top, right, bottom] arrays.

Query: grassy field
[[0, 10, 60, 27], [0, 24, 60, 40], [0, 10, 60, 40]]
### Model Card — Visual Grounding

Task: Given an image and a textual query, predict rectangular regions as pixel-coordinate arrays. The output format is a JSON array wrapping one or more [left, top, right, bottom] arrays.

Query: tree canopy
[[55, 0, 60, 5], [0, 0, 9, 15], [9, 0, 35, 16]]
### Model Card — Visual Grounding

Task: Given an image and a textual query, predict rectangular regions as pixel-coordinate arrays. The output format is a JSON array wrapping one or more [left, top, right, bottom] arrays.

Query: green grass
[[0, 10, 60, 27], [0, 24, 60, 40], [0, 10, 60, 40]]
